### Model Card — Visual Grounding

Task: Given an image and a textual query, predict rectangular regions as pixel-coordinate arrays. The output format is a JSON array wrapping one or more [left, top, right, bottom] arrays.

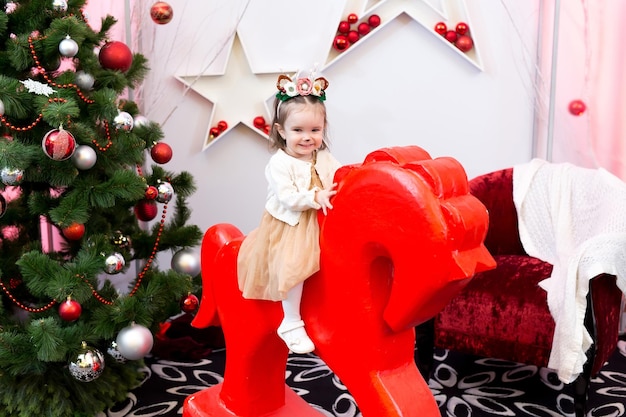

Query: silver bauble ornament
[[133, 114, 149, 128], [59, 35, 78, 57], [171, 248, 201, 276], [1, 167, 24, 186], [156, 181, 174, 203], [75, 70, 95, 90], [104, 252, 125, 274], [116, 323, 154, 360], [0, 99, 4, 116], [69, 341, 105, 382], [107, 341, 127, 363], [72, 145, 97, 170], [113, 111, 134, 131], [52, 0, 68, 12]]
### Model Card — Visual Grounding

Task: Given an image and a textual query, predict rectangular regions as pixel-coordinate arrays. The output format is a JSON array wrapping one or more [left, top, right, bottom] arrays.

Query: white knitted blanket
[[513, 158, 626, 383]]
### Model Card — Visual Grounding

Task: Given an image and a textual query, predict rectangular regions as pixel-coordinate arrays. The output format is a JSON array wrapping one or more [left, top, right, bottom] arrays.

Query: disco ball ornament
[[156, 181, 174, 203], [75, 70, 95, 90], [107, 341, 127, 363], [1, 167, 24, 186], [59, 35, 78, 57], [42, 128, 76, 161], [72, 145, 97, 170], [116, 323, 154, 360], [150, 1, 173, 24], [111, 230, 132, 251], [171, 248, 201, 276], [104, 252, 125, 274], [99, 41, 133, 72], [150, 142, 172, 164], [69, 341, 105, 382], [52, 0, 68, 12], [113, 111, 134, 131]]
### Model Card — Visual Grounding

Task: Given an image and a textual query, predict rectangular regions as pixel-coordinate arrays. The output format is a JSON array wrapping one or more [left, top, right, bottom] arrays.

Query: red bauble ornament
[[134, 199, 158, 221], [333, 35, 349, 51], [434, 22, 447, 35], [150, 142, 173, 164], [568, 99, 587, 116], [253, 116, 266, 129], [217, 120, 228, 132], [456, 22, 469, 35], [347, 30, 360, 44], [59, 297, 82, 322], [368, 14, 381, 28], [150, 1, 173, 24], [357, 22, 371, 36], [455, 35, 474, 52], [338, 20, 351, 34], [42, 128, 76, 161], [145, 185, 158, 200], [180, 293, 199, 313], [209, 126, 221, 138], [347, 13, 358, 24], [99, 41, 133, 72], [263, 125, 270, 134], [444, 30, 458, 43], [62, 223, 85, 240]]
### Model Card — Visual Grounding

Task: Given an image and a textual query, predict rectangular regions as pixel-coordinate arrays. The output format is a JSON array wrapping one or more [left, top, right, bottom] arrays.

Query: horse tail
[[191, 223, 244, 329]]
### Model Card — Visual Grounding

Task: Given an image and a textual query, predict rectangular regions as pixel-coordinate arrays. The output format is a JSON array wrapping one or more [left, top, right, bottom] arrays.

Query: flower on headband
[[276, 74, 329, 102]]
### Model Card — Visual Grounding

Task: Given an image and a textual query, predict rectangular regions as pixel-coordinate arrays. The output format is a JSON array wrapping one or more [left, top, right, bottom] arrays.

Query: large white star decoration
[[326, 0, 482, 70], [176, 34, 280, 151]]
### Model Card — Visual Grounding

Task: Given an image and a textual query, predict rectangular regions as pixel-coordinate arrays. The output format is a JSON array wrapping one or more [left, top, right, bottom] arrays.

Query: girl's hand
[[315, 183, 338, 215]]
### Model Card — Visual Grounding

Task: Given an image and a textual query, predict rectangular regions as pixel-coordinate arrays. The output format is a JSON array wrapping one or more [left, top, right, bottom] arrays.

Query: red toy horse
[[184, 146, 495, 417]]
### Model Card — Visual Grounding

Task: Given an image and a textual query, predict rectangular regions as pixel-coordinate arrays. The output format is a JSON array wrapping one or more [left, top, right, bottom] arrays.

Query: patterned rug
[[99, 337, 626, 417]]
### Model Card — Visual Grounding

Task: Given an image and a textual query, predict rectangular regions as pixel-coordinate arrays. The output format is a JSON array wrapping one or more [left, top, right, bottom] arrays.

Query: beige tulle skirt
[[237, 209, 321, 301]]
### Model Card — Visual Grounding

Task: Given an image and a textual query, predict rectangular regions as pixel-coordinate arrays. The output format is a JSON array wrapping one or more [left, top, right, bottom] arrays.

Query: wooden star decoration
[[326, 0, 482, 70], [176, 34, 280, 150]]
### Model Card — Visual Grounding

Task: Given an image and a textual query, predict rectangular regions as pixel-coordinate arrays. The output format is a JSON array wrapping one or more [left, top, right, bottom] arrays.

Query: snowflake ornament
[[20, 79, 57, 96]]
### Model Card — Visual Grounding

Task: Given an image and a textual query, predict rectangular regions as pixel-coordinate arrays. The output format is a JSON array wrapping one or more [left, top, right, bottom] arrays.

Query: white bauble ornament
[[69, 341, 105, 382], [0, 99, 4, 116], [113, 111, 134, 131], [75, 70, 95, 90], [156, 181, 174, 203], [72, 145, 97, 170], [171, 248, 201, 276], [59, 35, 78, 57], [104, 252, 125, 274], [52, 0, 68, 12], [116, 323, 154, 360], [133, 114, 149, 128]]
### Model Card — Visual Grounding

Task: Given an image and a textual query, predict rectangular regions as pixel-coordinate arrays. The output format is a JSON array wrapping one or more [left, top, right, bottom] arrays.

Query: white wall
[[132, 0, 542, 237]]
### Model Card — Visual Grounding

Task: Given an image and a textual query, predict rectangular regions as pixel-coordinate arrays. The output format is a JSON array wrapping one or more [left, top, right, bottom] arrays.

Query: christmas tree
[[0, 1, 203, 415]]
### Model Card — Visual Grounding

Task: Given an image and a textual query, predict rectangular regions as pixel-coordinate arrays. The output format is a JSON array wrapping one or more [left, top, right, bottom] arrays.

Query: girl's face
[[275, 102, 325, 161]]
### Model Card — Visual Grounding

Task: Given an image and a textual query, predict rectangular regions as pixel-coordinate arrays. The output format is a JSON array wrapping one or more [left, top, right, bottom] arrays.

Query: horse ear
[[276, 74, 292, 91]]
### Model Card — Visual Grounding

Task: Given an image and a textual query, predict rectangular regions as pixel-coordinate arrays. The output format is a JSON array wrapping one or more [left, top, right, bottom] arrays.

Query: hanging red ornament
[[338, 21, 351, 34], [217, 120, 228, 132], [180, 293, 199, 313], [434, 22, 447, 35], [333, 35, 350, 51], [62, 223, 85, 240], [150, 1, 173, 25], [347, 31, 360, 44], [253, 116, 266, 129], [568, 99, 587, 116], [455, 35, 474, 52], [357, 22, 371, 36], [99, 41, 133, 72], [368, 14, 381, 28], [456, 22, 469, 35], [444, 30, 458, 43], [145, 185, 158, 200], [150, 142, 173, 164], [42, 128, 76, 161], [134, 199, 158, 221], [59, 296, 82, 322], [347, 13, 359, 24]]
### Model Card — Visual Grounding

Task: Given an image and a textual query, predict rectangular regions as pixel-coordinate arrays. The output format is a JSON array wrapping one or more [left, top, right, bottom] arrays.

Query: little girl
[[237, 73, 341, 354]]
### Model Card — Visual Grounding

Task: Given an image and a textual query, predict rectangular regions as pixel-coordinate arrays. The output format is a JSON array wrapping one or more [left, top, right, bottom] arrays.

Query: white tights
[[281, 282, 304, 325]]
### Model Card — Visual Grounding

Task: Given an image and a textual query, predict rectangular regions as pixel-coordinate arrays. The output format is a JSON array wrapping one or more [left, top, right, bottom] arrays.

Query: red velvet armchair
[[415, 168, 623, 417]]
